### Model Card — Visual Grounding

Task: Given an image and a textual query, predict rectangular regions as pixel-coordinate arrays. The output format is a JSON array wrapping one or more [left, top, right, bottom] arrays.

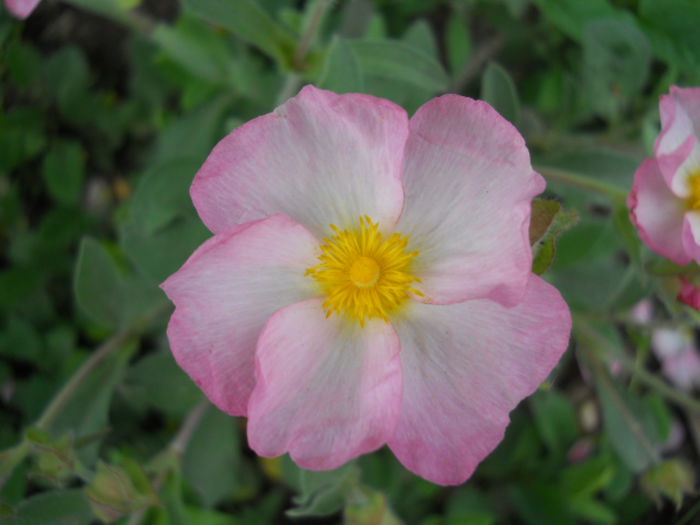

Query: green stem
[[35, 331, 132, 431], [293, 0, 331, 69], [276, 0, 331, 105], [535, 165, 629, 202], [126, 400, 209, 525]]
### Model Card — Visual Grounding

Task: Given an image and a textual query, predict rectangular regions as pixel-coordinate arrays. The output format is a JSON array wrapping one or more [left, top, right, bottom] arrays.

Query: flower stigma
[[306, 216, 422, 325], [687, 169, 700, 210]]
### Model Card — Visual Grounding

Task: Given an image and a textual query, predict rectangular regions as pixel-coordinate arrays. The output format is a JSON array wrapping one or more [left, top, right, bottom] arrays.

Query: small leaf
[[529, 200, 562, 246], [531, 202, 579, 275], [2, 490, 92, 525], [41, 140, 85, 206], [345, 486, 401, 525], [73, 237, 125, 330], [481, 62, 520, 126], [641, 459, 695, 509], [287, 463, 360, 518]]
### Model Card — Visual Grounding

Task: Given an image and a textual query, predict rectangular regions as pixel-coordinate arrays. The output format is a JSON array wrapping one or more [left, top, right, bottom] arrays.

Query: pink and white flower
[[629, 86, 700, 264], [652, 327, 700, 392], [4, 0, 42, 18], [162, 85, 571, 485]]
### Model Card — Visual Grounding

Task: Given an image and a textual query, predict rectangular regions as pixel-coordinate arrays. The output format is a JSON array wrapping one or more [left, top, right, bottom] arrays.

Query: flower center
[[306, 216, 422, 325], [349, 256, 380, 287], [688, 170, 700, 210]]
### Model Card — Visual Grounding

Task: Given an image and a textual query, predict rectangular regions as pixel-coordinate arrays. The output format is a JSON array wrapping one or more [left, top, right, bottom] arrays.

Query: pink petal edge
[[388, 274, 571, 485], [396, 94, 544, 307], [247, 298, 402, 470], [628, 158, 690, 265], [191, 85, 408, 238], [161, 214, 320, 416], [4, 0, 41, 18]]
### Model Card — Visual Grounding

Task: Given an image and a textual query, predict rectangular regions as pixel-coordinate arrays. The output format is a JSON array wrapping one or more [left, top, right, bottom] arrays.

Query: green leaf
[[122, 350, 201, 418], [595, 371, 660, 472], [350, 39, 448, 93], [402, 20, 438, 60], [530, 202, 579, 275], [582, 16, 651, 119], [532, 0, 617, 41], [73, 237, 125, 330], [480, 62, 520, 126], [41, 140, 86, 206], [529, 390, 578, 457], [119, 158, 210, 283], [152, 15, 234, 85], [318, 36, 364, 94], [446, 13, 471, 75], [183, 405, 244, 508], [3, 489, 92, 525], [639, 0, 700, 68], [287, 463, 360, 518], [182, 0, 296, 67], [151, 96, 230, 167], [561, 457, 615, 497]]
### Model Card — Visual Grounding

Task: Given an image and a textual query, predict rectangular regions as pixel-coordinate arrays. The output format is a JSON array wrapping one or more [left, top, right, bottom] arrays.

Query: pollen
[[306, 216, 422, 325], [687, 169, 700, 210]]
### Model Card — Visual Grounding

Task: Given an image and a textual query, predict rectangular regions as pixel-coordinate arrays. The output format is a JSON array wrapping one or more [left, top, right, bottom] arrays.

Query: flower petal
[[161, 214, 320, 416], [247, 298, 402, 470], [388, 275, 570, 485], [657, 86, 700, 194], [629, 158, 689, 264], [395, 95, 544, 306], [4, 0, 41, 18], [682, 211, 700, 262], [191, 85, 407, 237]]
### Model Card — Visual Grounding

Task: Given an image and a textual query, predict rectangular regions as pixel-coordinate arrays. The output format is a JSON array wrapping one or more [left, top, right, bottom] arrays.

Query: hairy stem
[[536, 165, 629, 201]]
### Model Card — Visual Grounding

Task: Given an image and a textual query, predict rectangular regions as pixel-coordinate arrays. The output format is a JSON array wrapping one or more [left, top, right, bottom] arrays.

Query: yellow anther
[[306, 216, 421, 325]]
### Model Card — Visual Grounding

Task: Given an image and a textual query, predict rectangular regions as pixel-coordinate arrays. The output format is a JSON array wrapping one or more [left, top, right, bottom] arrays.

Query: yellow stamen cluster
[[306, 216, 422, 325], [687, 170, 700, 210]]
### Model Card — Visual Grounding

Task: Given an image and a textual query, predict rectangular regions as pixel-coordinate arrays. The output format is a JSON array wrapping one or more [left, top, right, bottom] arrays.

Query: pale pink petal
[[628, 158, 690, 264], [247, 298, 402, 470], [191, 85, 407, 237], [395, 95, 544, 306], [663, 349, 700, 391], [4, 0, 41, 18], [388, 275, 570, 485], [161, 214, 320, 416], [657, 86, 700, 194], [682, 212, 700, 263]]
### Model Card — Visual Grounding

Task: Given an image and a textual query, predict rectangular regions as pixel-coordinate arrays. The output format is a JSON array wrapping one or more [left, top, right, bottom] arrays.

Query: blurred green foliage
[[1, 0, 700, 523]]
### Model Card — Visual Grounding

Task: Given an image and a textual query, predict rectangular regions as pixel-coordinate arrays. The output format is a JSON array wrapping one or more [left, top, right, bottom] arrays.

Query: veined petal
[[247, 298, 402, 470], [396, 95, 544, 306], [628, 158, 690, 264], [191, 85, 407, 237], [4, 0, 41, 18], [161, 214, 320, 416], [388, 275, 570, 485]]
